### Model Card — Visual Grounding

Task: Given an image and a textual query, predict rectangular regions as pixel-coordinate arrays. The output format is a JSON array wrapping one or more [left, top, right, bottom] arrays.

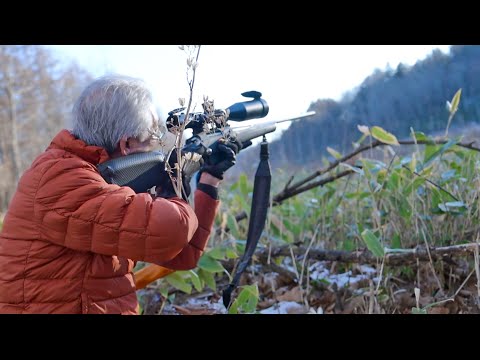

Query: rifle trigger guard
[[183, 135, 208, 156]]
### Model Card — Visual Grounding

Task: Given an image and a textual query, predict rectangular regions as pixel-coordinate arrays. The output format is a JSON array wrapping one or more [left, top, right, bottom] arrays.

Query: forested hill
[[235, 45, 480, 175]]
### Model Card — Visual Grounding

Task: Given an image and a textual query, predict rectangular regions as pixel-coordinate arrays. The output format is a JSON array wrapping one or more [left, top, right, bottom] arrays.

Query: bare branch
[[168, 45, 202, 199], [254, 242, 480, 266], [273, 170, 354, 205], [277, 138, 480, 201]]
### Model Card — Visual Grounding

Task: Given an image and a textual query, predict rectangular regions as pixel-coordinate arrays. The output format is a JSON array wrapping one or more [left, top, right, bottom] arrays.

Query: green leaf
[[411, 307, 427, 314], [292, 198, 304, 215], [421, 140, 457, 171], [412, 131, 432, 143], [198, 254, 225, 273], [225, 248, 238, 259], [269, 216, 294, 243], [398, 198, 412, 220], [235, 239, 247, 253], [386, 171, 400, 191], [165, 272, 192, 294], [345, 191, 370, 200], [391, 233, 402, 249], [283, 218, 301, 237], [227, 213, 241, 239], [198, 269, 216, 291], [378, 294, 389, 303], [228, 283, 259, 314], [342, 238, 355, 252], [430, 188, 443, 210], [340, 162, 364, 175], [404, 177, 425, 197], [353, 134, 368, 147], [326, 146, 342, 159], [207, 247, 225, 260], [229, 179, 239, 191], [371, 126, 399, 145], [450, 88, 462, 114], [159, 285, 169, 298], [360, 158, 387, 174], [423, 144, 441, 166], [239, 173, 250, 198], [356, 222, 365, 234], [376, 169, 387, 186], [409, 153, 417, 173], [236, 194, 250, 215], [189, 270, 202, 292], [361, 229, 384, 257]]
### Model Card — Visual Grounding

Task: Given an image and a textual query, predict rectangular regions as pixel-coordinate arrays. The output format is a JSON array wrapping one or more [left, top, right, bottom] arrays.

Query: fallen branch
[[253, 242, 480, 266], [262, 262, 298, 283]]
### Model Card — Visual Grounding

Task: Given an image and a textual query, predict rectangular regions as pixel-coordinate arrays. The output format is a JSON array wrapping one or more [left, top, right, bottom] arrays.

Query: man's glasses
[[147, 126, 166, 143]]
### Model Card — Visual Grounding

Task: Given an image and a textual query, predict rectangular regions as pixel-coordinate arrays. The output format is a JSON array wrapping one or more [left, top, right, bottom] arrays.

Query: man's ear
[[118, 135, 130, 156]]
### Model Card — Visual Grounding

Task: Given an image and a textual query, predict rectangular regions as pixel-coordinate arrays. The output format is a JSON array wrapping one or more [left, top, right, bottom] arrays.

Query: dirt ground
[[139, 257, 480, 315]]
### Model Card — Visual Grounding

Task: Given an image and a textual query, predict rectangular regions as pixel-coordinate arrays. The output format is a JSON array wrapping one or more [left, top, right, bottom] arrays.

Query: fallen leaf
[[258, 299, 276, 310], [427, 307, 450, 314], [276, 286, 303, 302], [341, 296, 365, 314], [287, 304, 308, 314]]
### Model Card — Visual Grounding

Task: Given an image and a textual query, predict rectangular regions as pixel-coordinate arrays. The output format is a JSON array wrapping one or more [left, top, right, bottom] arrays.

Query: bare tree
[[0, 45, 93, 212]]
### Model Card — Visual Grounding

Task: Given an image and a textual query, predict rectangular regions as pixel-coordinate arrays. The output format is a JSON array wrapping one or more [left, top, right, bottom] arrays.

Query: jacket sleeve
[[34, 158, 198, 264], [158, 188, 220, 270]]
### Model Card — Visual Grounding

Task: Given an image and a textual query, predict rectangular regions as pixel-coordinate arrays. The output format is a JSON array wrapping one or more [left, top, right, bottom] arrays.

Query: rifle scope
[[226, 91, 269, 121]]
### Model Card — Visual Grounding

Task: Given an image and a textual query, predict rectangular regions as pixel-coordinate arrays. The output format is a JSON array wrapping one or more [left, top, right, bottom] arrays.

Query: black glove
[[201, 138, 242, 180], [156, 148, 191, 201]]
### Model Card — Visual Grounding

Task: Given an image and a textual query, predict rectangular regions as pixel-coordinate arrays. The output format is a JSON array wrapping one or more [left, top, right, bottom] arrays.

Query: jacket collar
[[48, 129, 110, 165]]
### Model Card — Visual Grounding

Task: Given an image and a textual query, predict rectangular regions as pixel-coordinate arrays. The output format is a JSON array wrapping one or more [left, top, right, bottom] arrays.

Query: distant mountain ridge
[[231, 45, 480, 178]]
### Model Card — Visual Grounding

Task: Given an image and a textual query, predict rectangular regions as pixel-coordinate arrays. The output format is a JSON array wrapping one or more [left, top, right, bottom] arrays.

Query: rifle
[[98, 91, 315, 293], [98, 91, 315, 194]]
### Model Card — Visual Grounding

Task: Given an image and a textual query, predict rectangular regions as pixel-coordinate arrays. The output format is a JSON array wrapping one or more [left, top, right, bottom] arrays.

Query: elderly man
[[0, 75, 240, 314]]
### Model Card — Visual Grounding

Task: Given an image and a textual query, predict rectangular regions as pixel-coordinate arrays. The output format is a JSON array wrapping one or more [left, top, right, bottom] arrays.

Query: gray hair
[[72, 74, 154, 154]]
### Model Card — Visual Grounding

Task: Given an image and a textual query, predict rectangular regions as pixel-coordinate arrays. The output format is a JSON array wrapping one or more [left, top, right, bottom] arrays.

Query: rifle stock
[[134, 264, 174, 290]]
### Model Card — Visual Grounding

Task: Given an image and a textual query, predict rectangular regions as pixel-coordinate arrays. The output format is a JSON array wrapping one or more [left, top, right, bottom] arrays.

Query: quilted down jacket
[[0, 130, 219, 314]]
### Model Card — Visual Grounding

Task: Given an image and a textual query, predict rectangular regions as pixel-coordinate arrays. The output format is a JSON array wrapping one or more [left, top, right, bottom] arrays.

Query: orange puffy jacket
[[0, 130, 219, 314]]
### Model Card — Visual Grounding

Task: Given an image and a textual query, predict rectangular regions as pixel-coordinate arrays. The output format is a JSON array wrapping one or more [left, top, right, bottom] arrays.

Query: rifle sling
[[222, 136, 271, 309]]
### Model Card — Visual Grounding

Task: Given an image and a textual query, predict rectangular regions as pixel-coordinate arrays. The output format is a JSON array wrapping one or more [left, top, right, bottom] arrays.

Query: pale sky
[[47, 45, 451, 139]]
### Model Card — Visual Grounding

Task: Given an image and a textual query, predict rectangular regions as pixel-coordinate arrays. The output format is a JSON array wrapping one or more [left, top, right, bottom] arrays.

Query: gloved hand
[[201, 138, 243, 180], [156, 148, 191, 201]]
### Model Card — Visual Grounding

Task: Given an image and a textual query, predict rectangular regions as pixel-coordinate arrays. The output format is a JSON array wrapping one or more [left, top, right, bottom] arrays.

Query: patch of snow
[[184, 297, 228, 314], [307, 306, 324, 314], [209, 298, 228, 314], [358, 265, 377, 274], [259, 301, 305, 314], [282, 257, 299, 277], [309, 261, 379, 288]]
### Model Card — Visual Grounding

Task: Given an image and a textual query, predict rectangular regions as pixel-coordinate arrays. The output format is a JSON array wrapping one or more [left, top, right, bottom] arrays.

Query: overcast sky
[[47, 45, 452, 138]]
